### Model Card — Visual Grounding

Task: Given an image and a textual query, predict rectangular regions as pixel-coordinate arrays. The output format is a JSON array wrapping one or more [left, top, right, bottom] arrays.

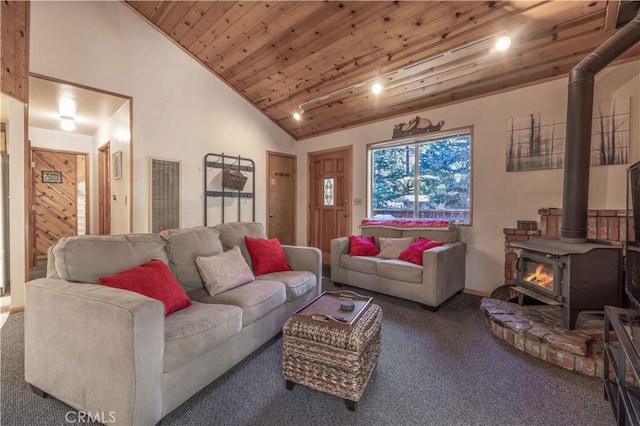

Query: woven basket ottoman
[[282, 303, 382, 411]]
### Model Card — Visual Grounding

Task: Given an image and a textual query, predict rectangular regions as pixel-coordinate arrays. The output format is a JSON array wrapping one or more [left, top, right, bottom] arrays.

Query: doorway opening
[[27, 74, 132, 279]]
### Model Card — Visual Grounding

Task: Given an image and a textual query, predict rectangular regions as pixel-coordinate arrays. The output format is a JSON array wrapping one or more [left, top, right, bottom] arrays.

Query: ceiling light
[[371, 83, 383, 94], [495, 35, 512, 52], [293, 107, 304, 121], [59, 97, 76, 117], [60, 116, 75, 131]]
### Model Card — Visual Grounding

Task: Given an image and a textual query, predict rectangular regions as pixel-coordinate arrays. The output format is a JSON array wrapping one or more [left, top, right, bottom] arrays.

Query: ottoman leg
[[344, 399, 357, 411], [285, 380, 295, 390]]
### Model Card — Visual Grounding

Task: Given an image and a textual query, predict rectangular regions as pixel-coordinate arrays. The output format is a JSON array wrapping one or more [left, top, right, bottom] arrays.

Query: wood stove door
[[517, 251, 562, 299]]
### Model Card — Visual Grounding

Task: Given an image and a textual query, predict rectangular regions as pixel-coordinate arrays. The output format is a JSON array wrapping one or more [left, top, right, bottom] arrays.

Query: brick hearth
[[480, 298, 606, 378]]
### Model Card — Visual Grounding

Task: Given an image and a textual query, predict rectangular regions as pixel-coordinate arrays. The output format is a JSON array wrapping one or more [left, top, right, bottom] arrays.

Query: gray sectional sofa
[[25, 222, 321, 426], [331, 223, 465, 310]]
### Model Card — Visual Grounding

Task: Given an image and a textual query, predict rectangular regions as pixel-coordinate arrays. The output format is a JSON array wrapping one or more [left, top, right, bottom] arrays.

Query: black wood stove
[[511, 239, 622, 330]]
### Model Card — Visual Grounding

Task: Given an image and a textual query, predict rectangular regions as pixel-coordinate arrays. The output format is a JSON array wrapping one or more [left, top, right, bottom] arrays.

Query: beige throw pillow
[[196, 246, 255, 296], [378, 237, 416, 259]]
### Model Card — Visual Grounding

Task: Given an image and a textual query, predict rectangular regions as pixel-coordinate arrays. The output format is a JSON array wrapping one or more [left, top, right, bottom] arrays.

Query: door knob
[[269, 214, 274, 218]]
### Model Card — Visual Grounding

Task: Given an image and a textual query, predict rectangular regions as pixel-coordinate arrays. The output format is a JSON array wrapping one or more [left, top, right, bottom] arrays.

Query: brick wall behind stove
[[504, 208, 635, 285]]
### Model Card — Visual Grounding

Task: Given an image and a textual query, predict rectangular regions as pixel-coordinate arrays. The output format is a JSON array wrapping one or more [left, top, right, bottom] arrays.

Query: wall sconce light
[[60, 116, 75, 131]]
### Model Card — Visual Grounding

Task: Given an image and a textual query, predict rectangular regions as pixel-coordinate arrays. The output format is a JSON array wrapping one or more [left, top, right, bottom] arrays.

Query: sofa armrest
[[282, 245, 323, 294], [25, 278, 165, 426], [422, 242, 466, 298], [330, 237, 350, 282]]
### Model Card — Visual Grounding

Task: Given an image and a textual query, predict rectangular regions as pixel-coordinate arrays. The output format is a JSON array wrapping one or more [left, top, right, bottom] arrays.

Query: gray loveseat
[[331, 223, 465, 310], [25, 222, 321, 425]]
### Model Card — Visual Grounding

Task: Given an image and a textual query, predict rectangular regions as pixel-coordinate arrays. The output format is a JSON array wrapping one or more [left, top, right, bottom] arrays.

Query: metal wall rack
[[204, 153, 255, 225]]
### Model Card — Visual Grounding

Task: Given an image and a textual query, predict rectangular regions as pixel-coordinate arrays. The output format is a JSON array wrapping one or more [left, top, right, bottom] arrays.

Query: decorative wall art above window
[[506, 98, 630, 172], [392, 116, 445, 139]]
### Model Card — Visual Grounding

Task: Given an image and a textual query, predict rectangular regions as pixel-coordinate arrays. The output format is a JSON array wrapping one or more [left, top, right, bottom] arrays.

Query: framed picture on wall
[[113, 150, 122, 180]]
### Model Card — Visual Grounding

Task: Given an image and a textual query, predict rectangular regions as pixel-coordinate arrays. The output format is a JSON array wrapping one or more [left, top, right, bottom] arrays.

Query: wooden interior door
[[308, 146, 352, 264], [267, 151, 296, 245], [32, 149, 80, 259], [98, 143, 111, 235]]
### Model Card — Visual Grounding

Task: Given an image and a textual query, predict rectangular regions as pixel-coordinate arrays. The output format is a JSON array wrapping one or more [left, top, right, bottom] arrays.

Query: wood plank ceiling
[[125, 1, 640, 140]]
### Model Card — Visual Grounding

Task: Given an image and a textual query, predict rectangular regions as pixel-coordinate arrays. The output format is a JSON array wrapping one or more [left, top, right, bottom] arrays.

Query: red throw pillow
[[244, 236, 292, 275], [99, 259, 192, 316], [348, 235, 380, 256], [398, 237, 444, 265]]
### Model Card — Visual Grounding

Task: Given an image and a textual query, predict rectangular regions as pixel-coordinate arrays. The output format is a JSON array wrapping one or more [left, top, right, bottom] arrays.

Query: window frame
[[366, 126, 473, 226]]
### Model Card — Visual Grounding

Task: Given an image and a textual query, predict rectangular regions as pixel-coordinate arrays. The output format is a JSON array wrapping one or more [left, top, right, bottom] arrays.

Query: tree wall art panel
[[506, 98, 629, 172]]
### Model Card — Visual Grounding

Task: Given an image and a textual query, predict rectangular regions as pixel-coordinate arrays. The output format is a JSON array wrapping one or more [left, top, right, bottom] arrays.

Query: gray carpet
[[1, 280, 614, 426]]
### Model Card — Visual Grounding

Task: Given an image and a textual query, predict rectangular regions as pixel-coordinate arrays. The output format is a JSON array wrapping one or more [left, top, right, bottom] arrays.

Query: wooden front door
[[32, 149, 85, 259], [308, 146, 352, 264], [267, 151, 296, 245]]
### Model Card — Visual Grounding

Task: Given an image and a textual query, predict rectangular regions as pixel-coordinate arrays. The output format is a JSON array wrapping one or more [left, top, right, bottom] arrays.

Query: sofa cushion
[[362, 227, 402, 239], [348, 235, 380, 256], [340, 254, 385, 274], [99, 259, 192, 316], [401, 227, 458, 243], [164, 302, 242, 372], [245, 237, 292, 275], [52, 234, 168, 284], [196, 246, 255, 296], [189, 280, 286, 326], [398, 237, 445, 265], [377, 259, 423, 284], [160, 227, 223, 293], [258, 271, 316, 302], [378, 237, 415, 259], [213, 222, 267, 269]]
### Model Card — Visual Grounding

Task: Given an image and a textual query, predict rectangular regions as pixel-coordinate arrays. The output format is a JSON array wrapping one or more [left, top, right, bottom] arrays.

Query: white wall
[[8, 99, 26, 307], [30, 127, 93, 153], [295, 60, 640, 296], [29, 1, 296, 233], [92, 102, 131, 234]]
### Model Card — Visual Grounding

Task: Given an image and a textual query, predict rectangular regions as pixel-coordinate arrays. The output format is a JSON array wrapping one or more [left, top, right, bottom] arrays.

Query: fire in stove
[[524, 263, 554, 288]]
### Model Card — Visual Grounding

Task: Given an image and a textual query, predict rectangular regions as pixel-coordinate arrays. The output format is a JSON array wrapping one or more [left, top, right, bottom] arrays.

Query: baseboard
[[463, 288, 491, 297], [9, 305, 24, 314]]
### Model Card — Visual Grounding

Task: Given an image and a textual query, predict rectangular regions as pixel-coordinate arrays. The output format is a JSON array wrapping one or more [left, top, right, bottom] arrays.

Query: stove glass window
[[521, 258, 555, 292]]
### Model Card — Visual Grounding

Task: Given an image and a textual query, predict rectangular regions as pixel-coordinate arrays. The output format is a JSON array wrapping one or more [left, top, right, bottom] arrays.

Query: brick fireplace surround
[[480, 208, 636, 379]]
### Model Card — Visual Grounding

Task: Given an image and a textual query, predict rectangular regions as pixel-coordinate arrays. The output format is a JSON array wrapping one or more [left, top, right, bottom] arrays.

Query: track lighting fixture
[[292, 32, 511, 120]]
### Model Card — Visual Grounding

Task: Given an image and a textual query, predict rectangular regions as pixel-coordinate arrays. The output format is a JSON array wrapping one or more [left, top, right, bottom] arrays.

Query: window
[[368, 129, 472, 224]]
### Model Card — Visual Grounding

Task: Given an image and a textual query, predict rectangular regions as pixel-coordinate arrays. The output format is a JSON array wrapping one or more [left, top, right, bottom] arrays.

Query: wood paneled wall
[[1, 0, 30, 103]]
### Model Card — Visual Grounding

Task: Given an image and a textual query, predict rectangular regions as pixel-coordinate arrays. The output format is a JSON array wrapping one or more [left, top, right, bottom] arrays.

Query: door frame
[[30, 147, 90, 260], [28, 73, 134, 232], [266, 151, 297, 244], [98, 143, 111, 235], [306, 145, 353, 248]]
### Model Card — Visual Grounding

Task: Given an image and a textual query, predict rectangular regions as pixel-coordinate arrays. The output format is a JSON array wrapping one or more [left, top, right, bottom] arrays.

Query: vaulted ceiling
[[124, 1, 640, 140]]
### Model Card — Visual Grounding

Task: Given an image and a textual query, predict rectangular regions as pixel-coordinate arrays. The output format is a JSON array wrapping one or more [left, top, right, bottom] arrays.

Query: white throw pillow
[[377, 237, 416, 259], [196, 246, 255, 296]]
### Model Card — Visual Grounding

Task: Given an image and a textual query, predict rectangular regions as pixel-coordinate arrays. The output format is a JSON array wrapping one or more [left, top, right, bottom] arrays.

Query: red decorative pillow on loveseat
[[244, 236, 292, 275], [398, 237, 444, 266], [348, 235, 380, 256], [99, 259, 192, 316]]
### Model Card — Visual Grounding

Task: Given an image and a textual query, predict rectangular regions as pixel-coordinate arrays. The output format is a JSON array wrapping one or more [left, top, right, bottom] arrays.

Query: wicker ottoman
[[282, 303, 382, 411]]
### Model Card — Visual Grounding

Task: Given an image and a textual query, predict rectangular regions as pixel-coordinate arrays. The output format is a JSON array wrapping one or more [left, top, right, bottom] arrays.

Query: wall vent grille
[[150, 158, 180, 233]]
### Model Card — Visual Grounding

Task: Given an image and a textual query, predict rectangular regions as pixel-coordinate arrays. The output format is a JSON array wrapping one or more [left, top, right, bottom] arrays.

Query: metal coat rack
[[204, 153, 255, 225]]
